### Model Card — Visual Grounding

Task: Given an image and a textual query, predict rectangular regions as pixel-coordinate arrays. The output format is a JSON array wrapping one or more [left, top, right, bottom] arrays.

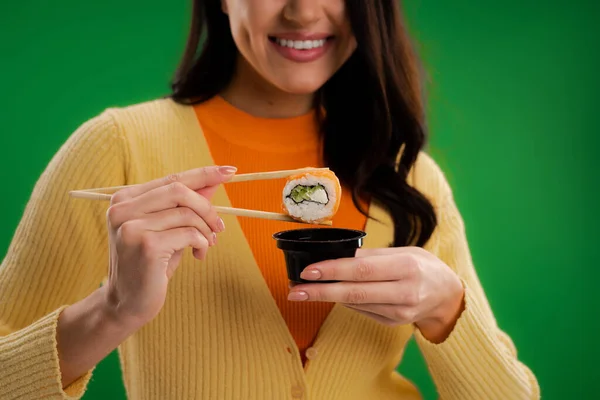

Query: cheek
[[335, 36, 357, 69], [226, 2, 270, 62], [336, 15, 357, 65], [228, 14, 252, 56]]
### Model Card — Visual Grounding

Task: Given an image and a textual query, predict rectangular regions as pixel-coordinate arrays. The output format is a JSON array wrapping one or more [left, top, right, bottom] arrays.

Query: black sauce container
[[273, 228, 367, 283]]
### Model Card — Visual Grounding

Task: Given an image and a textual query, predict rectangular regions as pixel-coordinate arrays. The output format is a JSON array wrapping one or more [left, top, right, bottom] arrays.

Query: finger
[[129, 183, 223, 233], [193, 246, 209, 261], [112, 166, 237, 203], [344, 303, 417, 325], [288, 281, 407, 304], [344, 306, 397, 326], [138, 207, 216, 246], [196, 185, 220, 200], [300, 254, 418, 282], [357, 247, 436, 263], [149, 227, 210, 261], [355, 248, 408, 257]]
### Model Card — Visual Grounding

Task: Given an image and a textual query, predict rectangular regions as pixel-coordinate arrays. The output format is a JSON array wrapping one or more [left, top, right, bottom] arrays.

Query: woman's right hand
[[103, 165, 237, 326]]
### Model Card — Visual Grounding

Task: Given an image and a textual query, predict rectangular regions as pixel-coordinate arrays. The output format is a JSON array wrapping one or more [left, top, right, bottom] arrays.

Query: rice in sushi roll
[[282, 169, 341, 223]]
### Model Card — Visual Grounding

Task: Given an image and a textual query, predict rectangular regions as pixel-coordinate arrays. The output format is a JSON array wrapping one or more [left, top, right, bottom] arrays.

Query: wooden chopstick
[[68, 189, 333, 226], [74, 167, 329, 195], [214, 206, 332, 225], [230, 167, 328, 183], [69, 191, 113, 201]]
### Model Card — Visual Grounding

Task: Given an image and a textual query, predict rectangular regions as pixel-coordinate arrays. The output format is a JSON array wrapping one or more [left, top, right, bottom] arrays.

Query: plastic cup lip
[[272, 228, 367, 252], [272, 228, 366, 243]]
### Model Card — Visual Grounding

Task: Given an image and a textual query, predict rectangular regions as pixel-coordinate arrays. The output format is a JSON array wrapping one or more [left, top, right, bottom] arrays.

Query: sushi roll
[[282, 169, 341, 224]]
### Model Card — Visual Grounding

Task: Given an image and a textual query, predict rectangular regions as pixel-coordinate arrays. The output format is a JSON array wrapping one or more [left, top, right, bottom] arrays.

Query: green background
[[1, 1, 598, 399]]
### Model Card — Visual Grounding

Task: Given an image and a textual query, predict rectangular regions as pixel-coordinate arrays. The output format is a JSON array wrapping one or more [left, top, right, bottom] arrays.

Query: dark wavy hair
[[171, 0, 437, 247]]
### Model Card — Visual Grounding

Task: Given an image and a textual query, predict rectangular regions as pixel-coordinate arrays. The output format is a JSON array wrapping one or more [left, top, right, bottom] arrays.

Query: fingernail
[[211, 232, 217, 246], [218, 166, 237, 175], [288, 291, 308, 301], [300, 268, 321, 280], [216, 217, 225, 232]]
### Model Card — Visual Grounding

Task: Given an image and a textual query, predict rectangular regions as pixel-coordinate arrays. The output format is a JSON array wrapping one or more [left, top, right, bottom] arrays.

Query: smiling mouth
[[268, 36, 333, 50]]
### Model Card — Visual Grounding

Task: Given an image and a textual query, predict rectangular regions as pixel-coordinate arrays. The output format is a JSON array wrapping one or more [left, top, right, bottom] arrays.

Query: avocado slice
[[289, 184, 328, 204]]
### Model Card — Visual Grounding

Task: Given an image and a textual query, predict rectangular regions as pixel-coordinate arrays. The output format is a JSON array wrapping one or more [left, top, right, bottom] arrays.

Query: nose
[[283, 0, 322, 27]]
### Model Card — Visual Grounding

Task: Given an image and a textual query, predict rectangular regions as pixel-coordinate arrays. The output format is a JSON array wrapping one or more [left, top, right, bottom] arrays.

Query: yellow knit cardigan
[[0, 99, 539, 399]]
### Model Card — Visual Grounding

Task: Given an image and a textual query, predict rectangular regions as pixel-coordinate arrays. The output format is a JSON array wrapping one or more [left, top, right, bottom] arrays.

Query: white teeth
[[275, 38, 327, 50]]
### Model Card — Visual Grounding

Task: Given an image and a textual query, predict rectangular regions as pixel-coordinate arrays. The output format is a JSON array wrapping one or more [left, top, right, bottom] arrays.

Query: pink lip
[[270, 32, 331, 40], [269, 36, 333, 63]]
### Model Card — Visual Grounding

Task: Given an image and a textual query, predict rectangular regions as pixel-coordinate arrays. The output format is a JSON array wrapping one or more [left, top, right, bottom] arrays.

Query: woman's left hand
[[288, 247, 466, 343]]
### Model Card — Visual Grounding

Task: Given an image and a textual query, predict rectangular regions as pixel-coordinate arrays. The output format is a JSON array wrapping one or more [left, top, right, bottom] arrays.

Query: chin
[[273, 76, 329, 96]]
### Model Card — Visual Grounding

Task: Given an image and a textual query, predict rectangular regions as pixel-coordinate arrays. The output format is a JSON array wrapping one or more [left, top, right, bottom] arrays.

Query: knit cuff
[[0, 307, 93, 399], [414, 284, 538, 399]]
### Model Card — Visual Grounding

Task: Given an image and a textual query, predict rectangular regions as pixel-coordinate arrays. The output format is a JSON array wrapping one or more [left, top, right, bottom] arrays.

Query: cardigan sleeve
[[0, 111, 128, 399], [412, 155, 540, 400]]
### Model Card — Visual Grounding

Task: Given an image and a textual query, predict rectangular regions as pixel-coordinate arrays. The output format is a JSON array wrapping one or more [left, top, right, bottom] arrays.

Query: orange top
[[194, 96, 368, 361]]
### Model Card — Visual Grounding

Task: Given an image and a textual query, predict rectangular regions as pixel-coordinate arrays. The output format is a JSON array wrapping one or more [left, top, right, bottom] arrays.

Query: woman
[[0, 0, 539, 399]]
